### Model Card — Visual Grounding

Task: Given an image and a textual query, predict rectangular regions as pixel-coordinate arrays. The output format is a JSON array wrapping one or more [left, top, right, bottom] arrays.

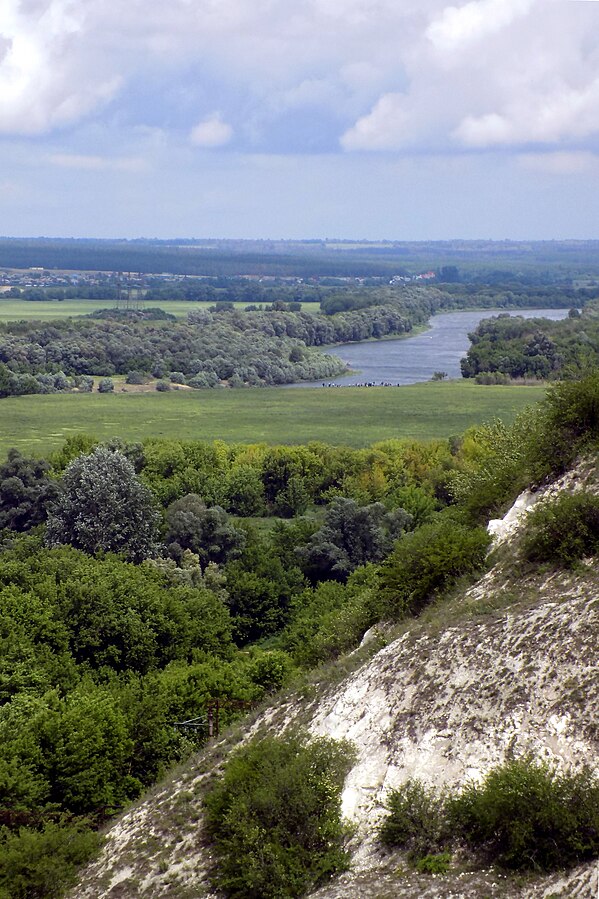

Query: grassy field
[[0, 299, 319, 321], [0, 381, 547, 457]]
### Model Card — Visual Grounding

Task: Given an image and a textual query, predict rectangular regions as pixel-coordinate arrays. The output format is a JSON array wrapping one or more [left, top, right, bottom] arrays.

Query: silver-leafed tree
[[46, 446, 160, 562]]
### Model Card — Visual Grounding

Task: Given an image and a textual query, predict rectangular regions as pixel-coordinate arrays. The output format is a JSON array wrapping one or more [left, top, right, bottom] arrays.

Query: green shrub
[[448, 757, 599, 871], [246, 649, 296, 693], [450, 415, 538, 521], [378, 513, 490, 618], [204, 732, 355, 898], [414, 852, 452, 874], [0, 820, 101, 899], [528, 370, 599, 480], [125, 371, 146, 385], [453, 374, 599, 520], [279, 566, 379, 668], [379, 759, 599, 875], [522, 491, 599, 567], [474, 371, 510, 385], [379, 779, 450, 857]]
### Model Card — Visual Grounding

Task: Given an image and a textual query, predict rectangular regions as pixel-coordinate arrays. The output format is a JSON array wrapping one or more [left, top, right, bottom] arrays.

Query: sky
[[1, 0, 599, 240]]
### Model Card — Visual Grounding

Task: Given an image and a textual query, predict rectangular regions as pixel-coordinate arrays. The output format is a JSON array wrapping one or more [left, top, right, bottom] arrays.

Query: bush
[[155, 380, 171, 392], [97, 377, 114, 393], [280, 567, 378, 668], [204, 733, 355, 898], [379, 759, 599, 874], [522, 491, 599, 567], [414, 852, 452, 874], [378, 513, 490, 618], [454, 374, 599, 520], [474, 371, 510, 385], [528, 371, 599, 480], [188, 371, 219, 389], [76, 375, 94, 393], [448, 757, 599, 871], [125, 370, 146, 385], [379, 779, 449, 857], [0, 820, 101, 899], [246, 649, 296, 693], [450, 416, 538, 521]]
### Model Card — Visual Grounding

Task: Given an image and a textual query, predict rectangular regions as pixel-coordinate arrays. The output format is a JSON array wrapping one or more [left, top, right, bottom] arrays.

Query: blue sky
[[1, 0, 599, 240]]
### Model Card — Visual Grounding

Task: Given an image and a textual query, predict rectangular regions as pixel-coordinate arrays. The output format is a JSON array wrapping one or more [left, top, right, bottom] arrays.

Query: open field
[[0, 381, 547, 456], [0, 299, 319, 321]]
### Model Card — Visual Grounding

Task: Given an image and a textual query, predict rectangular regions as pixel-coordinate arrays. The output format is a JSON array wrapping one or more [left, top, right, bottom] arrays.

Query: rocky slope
[[72, 467, 599, 899]]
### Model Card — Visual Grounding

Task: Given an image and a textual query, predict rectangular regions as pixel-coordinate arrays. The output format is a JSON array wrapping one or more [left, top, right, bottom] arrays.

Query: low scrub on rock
[[377, 513, 491, 619], [378, 778, 450, 858], [379, 757, 599, 873], [204, 732, 355, 899], [521, 491, 599, 568]]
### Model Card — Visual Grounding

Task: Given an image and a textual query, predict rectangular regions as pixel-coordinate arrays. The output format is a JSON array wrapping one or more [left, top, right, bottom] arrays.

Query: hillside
[[71, 462, 599, 899]]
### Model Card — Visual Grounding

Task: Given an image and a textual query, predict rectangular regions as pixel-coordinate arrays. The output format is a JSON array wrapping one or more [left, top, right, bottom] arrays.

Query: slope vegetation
[[71, 459, 598, 899]]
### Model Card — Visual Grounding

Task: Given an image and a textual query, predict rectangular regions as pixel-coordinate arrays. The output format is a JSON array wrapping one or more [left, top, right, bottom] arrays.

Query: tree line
[[0, 301, 418, 395]]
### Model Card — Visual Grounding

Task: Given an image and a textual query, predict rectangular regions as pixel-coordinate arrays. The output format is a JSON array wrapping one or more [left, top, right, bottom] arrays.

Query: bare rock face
[[309, 579, 598, 898], [72, 471, 599, 899]]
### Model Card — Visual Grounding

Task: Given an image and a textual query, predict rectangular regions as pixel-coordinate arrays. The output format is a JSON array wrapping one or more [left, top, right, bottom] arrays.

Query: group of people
[[320, 380, 401, 388]]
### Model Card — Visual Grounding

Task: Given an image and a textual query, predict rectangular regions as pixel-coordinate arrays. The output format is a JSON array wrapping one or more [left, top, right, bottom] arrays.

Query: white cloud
[[341, 93, 409, 150], [0, 0, 121, 134], [342, 0, 599, 152], [0, 0, 598, 162], [190, 114, 233, 148], [455, 77, 599, 146], [426, 0, 535, 54]]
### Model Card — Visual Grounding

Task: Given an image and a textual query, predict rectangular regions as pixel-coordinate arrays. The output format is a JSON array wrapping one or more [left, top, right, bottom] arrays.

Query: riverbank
[[289, 307, 571, 388]]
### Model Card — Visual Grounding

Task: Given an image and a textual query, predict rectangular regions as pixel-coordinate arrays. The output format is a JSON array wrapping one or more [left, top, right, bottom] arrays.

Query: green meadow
[[0, 381, 546, 457], [0, 299, 319, 321]]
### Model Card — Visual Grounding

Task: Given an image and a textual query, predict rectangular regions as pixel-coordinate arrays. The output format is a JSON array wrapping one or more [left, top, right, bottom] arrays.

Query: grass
[[0, 299, 320, 321], [0, 381, 547, 457]]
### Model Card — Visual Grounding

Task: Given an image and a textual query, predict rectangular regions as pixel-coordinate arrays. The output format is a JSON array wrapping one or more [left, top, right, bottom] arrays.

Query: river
[[287, 308, 572, 388]]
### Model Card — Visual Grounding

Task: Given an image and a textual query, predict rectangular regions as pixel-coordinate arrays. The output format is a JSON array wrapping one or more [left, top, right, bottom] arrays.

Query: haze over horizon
[[1, 0, 599, 241]]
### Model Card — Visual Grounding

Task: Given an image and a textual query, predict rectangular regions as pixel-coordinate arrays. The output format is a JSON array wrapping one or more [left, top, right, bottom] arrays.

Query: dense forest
[[0, 290, 424, 395], [0, 429, 473, 896], [1, 370, 599, 896], [0, 308, 362, 394], [3, 237, 599, 279], [461, 302, 599, 380]]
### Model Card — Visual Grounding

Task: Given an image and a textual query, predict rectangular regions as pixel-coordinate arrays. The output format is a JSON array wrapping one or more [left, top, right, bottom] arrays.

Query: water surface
[[289, 308, 571, 388]]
